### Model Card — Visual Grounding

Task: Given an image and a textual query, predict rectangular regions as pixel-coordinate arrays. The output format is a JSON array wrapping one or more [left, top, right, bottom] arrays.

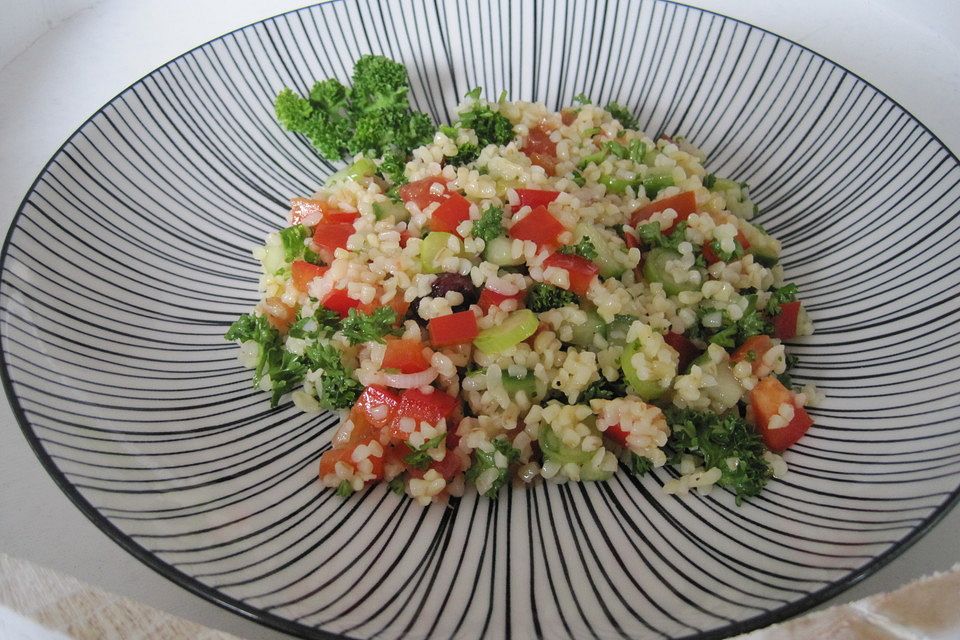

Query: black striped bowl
[[3, 1, 959, 639]]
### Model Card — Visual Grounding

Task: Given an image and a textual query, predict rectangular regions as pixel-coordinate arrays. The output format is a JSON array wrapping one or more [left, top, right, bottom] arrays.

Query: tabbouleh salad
[[225, 55, 818, 505]]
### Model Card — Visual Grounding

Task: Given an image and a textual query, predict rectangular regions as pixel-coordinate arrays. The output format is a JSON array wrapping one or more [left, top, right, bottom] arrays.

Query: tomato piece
[[528, 153, 558, 175], [399, 177, 448, 209], [630, 191, 698, 231], [322, 289, 362, 318], [702, 229, 752, 265], [523, 125, 557, 156], [291, 198, 360, 225], [515, 188, 560, 209], [662, 332, 701, 372], [430, 191, 472, 236], [312, 222, 355, 264], [508, 205, 566, 250], [604, 424, 630, 447], [478, 287, 524, 312], [750, 377, 813, 452], [409, 449, 463, 481], [542, 253, 599, 296], [291, 260, 328, 293], [772, 301, 801, 340], [389, 388, 459, 441], [732, 335, 775, 374], [262, 297, 296, 332], [428, 310, 479, 347], [353, 385, 401, 429], [386, 295, 410, 321], [561, 109, 577, 126], [318, 447, 353, 477], [382, 337, 431, 374]]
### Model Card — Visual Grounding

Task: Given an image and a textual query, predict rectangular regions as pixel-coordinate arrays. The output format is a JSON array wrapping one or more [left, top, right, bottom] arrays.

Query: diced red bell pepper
[[662, 332, 701, 372], [732, 334, 775, 374], [515, 188, 560, 209], [381, 337, 431, 374], [430, 191, 472, 236], [478, 287, 524, 312], [508, 205, 566, 250], [630, 191, 698, 231], [389, 388, 459, 441], [353, 385, 401, 429], [772, 301, 802, 340], [399, 176, 448, 210], [312, 221, 355, 264], [749, 377, 813, 452], [318, 445, 384, 480], [322, 289, 362, 318], [428, 310, 479, 347], [542, 253, 599, 296], [291, 260, 328, 293]]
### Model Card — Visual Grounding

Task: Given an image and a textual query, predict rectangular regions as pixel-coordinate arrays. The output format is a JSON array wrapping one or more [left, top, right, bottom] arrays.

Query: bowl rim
[[2, 1, 959, 638]]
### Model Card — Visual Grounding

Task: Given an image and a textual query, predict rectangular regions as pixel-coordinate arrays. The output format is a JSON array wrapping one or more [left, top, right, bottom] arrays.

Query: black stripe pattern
[[2, 1, 959, 639]]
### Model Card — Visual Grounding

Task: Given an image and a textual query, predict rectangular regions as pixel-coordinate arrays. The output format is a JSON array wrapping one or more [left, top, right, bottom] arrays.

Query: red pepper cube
[[381, 337, 431, 374], [542, 253, 599, 296], [427, 310, 479, 347], [630, 190, 697, 231], [515, 188, 560, 209], [508, 205, 566, 250]]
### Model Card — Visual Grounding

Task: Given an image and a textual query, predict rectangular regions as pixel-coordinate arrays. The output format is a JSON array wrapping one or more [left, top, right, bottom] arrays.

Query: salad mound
[[226, 55, 817, 505]]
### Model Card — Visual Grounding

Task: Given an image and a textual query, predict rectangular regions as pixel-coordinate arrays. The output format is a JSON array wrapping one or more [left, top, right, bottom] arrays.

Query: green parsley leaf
[[403, 433, 447, 469], [471, 206, 504, 243], [558, 236, 599, 261], [340, 307, 401, 345]]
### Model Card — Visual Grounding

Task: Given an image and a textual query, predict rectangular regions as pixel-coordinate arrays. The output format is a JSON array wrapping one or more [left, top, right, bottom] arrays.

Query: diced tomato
[[522, 126, 558, 175], [515, 188, 560, 209], [623, 232, 640, 251], [604, 424, 630, 447], [701, 229, 751, 265], [772, 301, 802, 340], [732, 334, 775, 374], [478, 287, 524, 311], [430, 191, 472, 236], [522, 125, 557, 156], [542, 253, 599, 296], [561, 109, 577, 126], [749, 377, 813, 452], [386, 295, 410, 321], [389, 388, 459, 441], [322, 289, 362, 318], [290, 198, 360, 225], [399, 176, 448, 209], [629, 191, 698, 231], [508, 205, 566, 250], [353, 385, 401, 429], [408, 449, 463, 481], [428, 310, 479, 347], [318, 447, 353, 478], [291, 260, 328, 293], [662, 332, 701, 372], [399, 230, 411, 248], [312, 221, 355, 264], [262, 297, 296, 332], [382, 337, 431, 374]]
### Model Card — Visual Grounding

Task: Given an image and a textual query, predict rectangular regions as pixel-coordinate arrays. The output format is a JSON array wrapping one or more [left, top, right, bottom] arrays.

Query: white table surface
[[1, 1, 958, 639]]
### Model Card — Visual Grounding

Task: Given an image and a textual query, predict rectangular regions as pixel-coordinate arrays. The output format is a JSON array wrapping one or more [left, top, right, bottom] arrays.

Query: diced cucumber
[[643, 168, 674, 198], [642, 247, 702, 296], [372, 200, 409, 222], [574, 223, 627, 278], [620, 340, 669, 400], [711, 178, 756, 220], [737, 220, 780, 267], [606, 314, 636, 347], [327, 157, 377, 184], [474, 309, 538, 354], [421, 231, 460, 274], [569, 307, 607, 348], [539, 424, 594, 466], [501, 372, 538, 397], [691, 354, 742, 411], [483, 236, 525, 266]]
